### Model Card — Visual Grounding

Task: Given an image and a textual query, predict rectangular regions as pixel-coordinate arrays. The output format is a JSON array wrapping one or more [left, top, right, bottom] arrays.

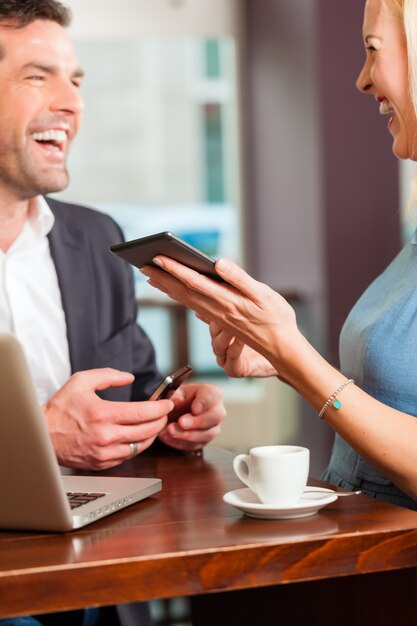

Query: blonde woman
[[142, 0, 417, 510]]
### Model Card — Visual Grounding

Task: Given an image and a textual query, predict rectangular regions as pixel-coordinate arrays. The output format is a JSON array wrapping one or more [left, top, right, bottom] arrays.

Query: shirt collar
[[29, 196, 55, 239]]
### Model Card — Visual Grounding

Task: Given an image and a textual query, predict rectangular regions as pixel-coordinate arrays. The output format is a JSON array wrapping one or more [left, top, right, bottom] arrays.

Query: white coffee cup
[[233, 445, 310, 506]]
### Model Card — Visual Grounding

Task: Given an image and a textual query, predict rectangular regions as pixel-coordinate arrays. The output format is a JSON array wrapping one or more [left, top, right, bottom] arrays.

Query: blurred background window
[[57, 31, 242, 375], [400, 160, 417, 243], [56, 1, 301, 475]]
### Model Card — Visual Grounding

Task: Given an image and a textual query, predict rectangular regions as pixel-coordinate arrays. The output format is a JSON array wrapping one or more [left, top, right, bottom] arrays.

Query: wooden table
[[1, 447, 417, 625]]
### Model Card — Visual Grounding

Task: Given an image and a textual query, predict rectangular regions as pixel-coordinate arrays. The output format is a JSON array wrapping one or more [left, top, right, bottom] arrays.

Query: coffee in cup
[[233, 445, 310, 506]]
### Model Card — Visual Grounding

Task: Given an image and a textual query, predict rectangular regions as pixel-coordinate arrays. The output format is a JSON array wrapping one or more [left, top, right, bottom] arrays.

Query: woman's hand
[[206, 319, 277, 378], [140, 256, 301, 375]]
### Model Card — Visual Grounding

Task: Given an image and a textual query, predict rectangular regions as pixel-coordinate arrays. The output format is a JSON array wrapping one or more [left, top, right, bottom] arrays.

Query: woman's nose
[[356, 58, 373, 93]]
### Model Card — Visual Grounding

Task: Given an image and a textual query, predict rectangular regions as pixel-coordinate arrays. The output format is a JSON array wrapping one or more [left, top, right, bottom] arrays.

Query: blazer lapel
[[47, 201, 98, 373]]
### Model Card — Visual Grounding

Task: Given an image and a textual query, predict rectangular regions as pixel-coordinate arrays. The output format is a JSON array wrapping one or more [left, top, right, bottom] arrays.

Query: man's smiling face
[[0, 19, 84, 200]]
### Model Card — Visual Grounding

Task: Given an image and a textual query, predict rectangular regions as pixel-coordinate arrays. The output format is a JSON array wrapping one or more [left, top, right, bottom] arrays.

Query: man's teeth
[[32, 130, 67, 142], [379, 100, 394, 115]]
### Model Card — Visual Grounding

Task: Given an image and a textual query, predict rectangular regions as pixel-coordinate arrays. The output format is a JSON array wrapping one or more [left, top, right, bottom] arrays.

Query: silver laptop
[[0, 334, 161, 532]]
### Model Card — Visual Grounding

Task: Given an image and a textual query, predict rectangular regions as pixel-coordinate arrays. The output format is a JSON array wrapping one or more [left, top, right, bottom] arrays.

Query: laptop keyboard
[[66, 492, 106, 510]]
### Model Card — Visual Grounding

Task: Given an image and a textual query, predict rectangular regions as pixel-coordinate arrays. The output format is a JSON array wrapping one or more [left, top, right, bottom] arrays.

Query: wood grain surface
[[1, 447, 417, 622]]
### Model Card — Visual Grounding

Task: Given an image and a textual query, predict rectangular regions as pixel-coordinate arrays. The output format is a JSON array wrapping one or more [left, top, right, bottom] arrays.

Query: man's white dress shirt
[[0, 197, 71, 404]]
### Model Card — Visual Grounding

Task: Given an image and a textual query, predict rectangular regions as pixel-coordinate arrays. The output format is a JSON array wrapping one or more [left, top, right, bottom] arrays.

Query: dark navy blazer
[[45, 196, 161, 402]]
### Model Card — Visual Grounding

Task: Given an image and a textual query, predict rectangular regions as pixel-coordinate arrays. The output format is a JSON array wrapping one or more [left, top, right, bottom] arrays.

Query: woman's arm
[[141, 256, 417, 501]]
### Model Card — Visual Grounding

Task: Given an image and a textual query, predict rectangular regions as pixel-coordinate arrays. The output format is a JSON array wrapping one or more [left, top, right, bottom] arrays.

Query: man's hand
[[158, 382, 226, 452], [43, 368, 174, 470]]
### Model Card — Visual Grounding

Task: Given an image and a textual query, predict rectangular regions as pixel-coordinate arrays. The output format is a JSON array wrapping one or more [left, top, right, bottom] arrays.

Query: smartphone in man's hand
[[149, 364, 193, 401]]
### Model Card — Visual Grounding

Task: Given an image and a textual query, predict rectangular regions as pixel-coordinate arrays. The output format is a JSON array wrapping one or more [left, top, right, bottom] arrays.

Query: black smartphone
[[149, 364, 193, 401], [110, 231, 224, 282]]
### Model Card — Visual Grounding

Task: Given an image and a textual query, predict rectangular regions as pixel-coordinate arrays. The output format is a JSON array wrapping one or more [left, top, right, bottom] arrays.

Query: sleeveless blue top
[[322, 234, 417, 510]]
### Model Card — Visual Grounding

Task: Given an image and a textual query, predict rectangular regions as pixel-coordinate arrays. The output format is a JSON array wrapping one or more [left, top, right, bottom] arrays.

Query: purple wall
[[317, 0, 400, 364], [242, 0, 401, 474]]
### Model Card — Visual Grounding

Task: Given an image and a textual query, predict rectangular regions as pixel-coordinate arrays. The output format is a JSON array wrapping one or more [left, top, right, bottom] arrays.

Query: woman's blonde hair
[[385, 0, 417, 217], [403, 1, 417, 118], [384, 0, 417, 115]]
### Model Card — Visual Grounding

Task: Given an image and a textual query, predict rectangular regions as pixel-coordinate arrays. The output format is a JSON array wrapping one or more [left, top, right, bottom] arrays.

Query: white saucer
[[223, 486, 338, 519]]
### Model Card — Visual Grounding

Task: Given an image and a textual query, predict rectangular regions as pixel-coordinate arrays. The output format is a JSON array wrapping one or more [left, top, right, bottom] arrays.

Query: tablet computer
[[110, 231, 224, 281]]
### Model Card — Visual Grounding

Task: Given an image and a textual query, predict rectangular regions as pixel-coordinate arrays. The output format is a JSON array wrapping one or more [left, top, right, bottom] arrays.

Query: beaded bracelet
[[318, 379, 354, 419]]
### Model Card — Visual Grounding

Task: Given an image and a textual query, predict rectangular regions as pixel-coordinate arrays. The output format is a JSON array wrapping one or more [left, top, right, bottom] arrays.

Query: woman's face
[[357, 0, 417, 160]]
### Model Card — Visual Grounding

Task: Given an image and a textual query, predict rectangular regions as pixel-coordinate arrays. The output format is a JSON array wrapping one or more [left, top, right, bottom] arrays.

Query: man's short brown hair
[[0, 0, 71, 28]]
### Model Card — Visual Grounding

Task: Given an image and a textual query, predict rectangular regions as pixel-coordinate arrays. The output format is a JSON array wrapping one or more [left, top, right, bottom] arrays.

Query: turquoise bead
[[333, 400, 342, 410]]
